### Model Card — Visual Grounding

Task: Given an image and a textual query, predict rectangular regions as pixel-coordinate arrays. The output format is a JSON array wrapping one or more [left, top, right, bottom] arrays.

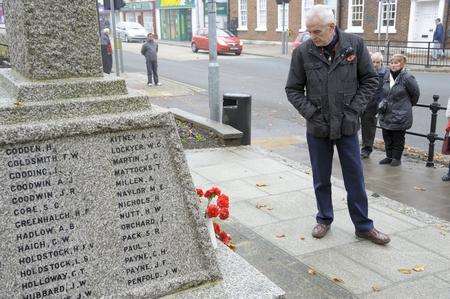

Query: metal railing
[[377, 95, 448, 167], [365, 40, 450, 68]]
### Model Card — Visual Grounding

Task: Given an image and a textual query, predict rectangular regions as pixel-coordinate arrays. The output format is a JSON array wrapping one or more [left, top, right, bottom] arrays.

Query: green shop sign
[[121, 1, 154, 11], [203, 1, 228, 16], [158, 0, 195, 9]]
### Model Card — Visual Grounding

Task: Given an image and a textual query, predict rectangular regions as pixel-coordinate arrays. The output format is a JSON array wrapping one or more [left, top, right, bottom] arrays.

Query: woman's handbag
[[443, 131, 450, 155]]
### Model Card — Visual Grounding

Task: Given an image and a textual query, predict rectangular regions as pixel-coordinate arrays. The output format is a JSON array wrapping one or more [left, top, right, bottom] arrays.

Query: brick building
[[229, 0, 450, 47]]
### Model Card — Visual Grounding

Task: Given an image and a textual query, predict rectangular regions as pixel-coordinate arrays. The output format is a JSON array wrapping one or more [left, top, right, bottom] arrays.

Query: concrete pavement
[[119, 70, 450, 297], [187, 146, 450, 298]]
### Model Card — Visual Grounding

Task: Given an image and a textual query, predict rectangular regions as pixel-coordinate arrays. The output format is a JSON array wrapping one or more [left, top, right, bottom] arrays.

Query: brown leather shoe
[[312, 223, 330, 239], [356, 228, 391, 245]]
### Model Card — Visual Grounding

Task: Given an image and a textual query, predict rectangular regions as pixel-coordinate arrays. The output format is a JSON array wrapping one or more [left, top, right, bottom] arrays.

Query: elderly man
[[360, 52, 387, 159], [285, 5, 390, 245]]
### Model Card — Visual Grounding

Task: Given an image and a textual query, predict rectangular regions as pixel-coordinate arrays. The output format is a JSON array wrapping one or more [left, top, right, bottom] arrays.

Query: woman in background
[[378, 54, 420, 167]]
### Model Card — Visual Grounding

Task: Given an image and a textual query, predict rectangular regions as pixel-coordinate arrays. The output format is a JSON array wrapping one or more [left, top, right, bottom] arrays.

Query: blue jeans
[[307, 133, 374, 232]]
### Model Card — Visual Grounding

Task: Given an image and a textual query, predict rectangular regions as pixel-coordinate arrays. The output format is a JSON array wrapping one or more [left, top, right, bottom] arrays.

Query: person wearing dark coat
[[285, 5, 390, 245], [432, 18, 444, 60], [442, 99, 450, 182], [141, 33, 161, 86], [100, 28, 113, 74], [361, 52, 387, 159], [378, 54, 420, 167]]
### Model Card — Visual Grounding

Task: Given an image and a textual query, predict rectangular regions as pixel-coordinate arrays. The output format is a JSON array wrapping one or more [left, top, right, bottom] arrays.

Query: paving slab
[[332, 208, 418, 235], [202, 179, 271, 202], [362, 275, 450, 299], [299, 249, 392, 295], [193, 162, 258, 182], [230, 146, 277, 160], [253, 216, 357, 256], [230, 200, 280, 228], [398, 225, 450, 259], [185, 149, 243, 168], [336, 237, 450, 283], [437, 270, 450, 283], [235, 157, 295, 175], [243, 171, 313, 194], [369, 204, 429, 228], [246, 190, 344, 221], [190, 171, 212, 188]]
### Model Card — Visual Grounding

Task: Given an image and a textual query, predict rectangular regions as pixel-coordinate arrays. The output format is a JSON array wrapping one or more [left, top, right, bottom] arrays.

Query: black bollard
[[426, 95, 440, 167]]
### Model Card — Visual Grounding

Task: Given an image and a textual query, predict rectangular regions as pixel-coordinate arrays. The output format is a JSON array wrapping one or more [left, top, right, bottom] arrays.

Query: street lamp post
[[110, 0, 120, 76], [208, 0, 221, 122], [282, 2, 286, 55]]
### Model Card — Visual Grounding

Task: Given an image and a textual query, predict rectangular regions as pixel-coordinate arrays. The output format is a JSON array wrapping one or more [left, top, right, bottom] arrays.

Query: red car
[[292, 31, 310, 50], [191, 28, 243, 55]]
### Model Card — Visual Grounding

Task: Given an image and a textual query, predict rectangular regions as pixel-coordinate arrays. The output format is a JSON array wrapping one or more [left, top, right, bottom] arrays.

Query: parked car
[[191, 28, 243, 55], [292, 30, 310, 50], [116, 22, 148, 43]]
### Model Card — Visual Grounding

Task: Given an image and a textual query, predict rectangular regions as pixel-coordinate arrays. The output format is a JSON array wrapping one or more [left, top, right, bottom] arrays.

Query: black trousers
[[382, 129, 406, 160], [146, 59, 158, 84], [360, 111, 377, 150], [101, 45, 112, 74]]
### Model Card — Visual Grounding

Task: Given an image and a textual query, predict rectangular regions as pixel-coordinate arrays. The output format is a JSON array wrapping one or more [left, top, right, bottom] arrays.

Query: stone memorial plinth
[[0, 110, 222, 298], [3, 0, 103, 80], [0, 0, 285, 298]]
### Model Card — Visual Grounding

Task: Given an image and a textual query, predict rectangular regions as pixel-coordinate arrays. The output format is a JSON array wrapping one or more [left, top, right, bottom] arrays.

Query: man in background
[[141, 33, 161, 86], [432, 18, 444, 61]]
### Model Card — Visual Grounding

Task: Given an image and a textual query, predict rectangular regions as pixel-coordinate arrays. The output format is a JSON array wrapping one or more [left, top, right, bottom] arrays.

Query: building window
[[238, 0, 248, 30], [277, 3, 289, 31], [346, 0, 364, 33], [256, 0, 267, 31], [375, 0, 397, 33], [301, 0, 314, 30]]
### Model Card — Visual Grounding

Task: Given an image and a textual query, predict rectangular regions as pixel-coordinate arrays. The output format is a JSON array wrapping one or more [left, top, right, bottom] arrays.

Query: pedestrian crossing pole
[[282, 2, 287, 55], [208, 0, 221, 122], [110, 0, 120, 77], [277, 0, 289, 55]]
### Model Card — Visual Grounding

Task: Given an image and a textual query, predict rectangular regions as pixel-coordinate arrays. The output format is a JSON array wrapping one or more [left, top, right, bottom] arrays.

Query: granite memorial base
[[0, 108, 223, 298]]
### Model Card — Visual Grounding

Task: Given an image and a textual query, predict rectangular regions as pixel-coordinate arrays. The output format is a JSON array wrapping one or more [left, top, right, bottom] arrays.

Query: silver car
[[116, 22, 148, 43]]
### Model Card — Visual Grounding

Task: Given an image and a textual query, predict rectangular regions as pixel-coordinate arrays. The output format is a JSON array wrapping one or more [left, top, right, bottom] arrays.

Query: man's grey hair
[[305, 5, 336, 25], [371, 52, 383, 62]]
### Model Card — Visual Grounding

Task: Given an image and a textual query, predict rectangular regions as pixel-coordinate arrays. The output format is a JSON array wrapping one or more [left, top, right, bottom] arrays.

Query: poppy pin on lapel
[[346, 54, 356, 62]]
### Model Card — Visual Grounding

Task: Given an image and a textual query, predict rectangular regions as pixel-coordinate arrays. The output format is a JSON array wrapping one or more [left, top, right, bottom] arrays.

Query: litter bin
[[222, 93, 252, 145]]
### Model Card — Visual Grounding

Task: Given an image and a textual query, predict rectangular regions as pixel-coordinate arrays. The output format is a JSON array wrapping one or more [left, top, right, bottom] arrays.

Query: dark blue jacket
[[433, 23, 444, 43], [365, 67, 387, 114]]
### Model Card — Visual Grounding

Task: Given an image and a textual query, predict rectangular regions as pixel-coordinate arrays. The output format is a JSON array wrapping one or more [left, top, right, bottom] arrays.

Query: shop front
[[158, 0, 195, 41], [121, 1, 156, 34]]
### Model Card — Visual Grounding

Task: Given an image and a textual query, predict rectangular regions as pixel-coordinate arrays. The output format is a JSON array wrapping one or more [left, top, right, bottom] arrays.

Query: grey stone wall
[[4, 0, 103, 80]]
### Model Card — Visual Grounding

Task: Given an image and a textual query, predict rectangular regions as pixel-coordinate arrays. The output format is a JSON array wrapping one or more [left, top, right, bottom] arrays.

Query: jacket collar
[[307, 28, 354, 70]]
